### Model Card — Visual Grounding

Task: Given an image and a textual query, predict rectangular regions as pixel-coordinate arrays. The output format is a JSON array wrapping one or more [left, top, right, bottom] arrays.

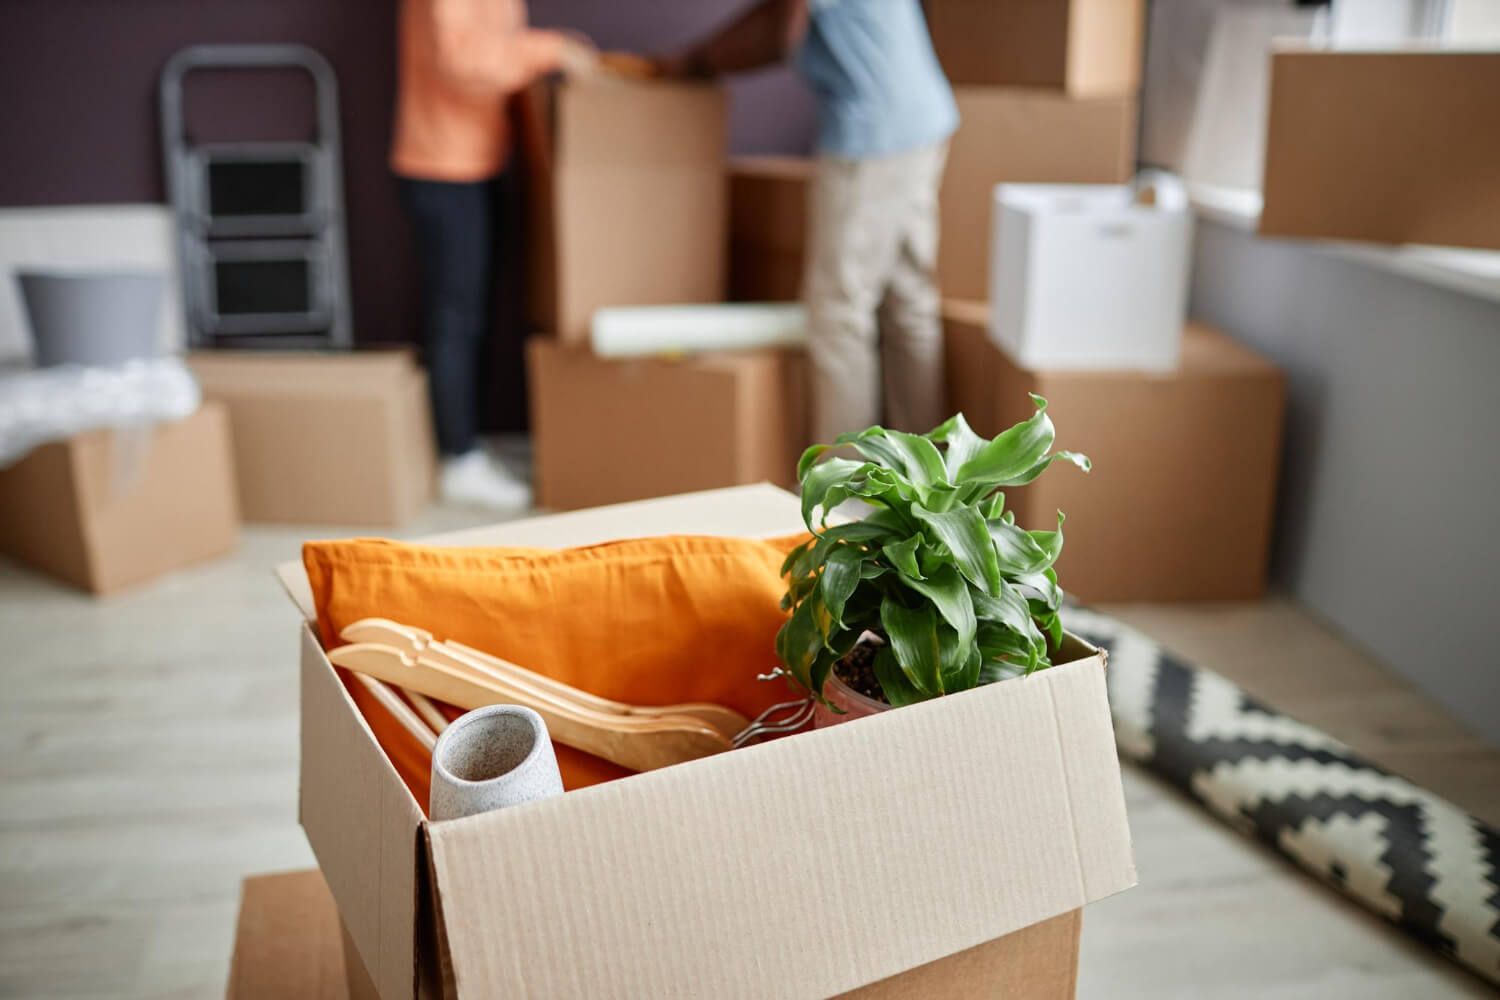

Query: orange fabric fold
[[303, 533, 808, 810]]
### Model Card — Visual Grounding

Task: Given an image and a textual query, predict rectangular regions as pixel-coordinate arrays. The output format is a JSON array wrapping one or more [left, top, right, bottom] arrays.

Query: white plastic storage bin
[[989, 178, 1194, 372]]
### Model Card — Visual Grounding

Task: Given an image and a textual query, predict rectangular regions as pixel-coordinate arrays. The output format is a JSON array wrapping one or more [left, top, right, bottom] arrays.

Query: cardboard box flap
[[274, 484, 808, 624], [425, 654, 1134, 999], [299, 623, 429, 1000]]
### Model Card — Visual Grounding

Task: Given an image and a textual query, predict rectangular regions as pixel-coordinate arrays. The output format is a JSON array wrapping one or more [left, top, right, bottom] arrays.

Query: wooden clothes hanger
[[328, 622, 736, 774], [338, 617, 751, 739]]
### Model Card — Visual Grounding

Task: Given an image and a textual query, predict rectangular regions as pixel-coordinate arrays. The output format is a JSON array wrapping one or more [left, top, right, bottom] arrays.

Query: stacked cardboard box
[[927, 0, 1144, 300], [189, 350, 435, 526], [0, 403, 239, 594], [945, 301, 1286, 602], [728, 156, 812, 303], [523, 81, 809, 510]]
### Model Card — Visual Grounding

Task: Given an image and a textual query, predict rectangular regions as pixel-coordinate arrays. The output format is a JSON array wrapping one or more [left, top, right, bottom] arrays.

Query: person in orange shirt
[[392, 0, 594, 509]]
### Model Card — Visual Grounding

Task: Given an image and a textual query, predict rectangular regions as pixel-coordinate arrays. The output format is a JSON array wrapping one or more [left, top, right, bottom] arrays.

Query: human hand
[[556, 33, 599, 78]]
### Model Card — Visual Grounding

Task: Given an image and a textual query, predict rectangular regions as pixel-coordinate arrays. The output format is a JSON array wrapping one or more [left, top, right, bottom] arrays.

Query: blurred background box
[[925, 0, 1146, 95], [728, 156, 811, 304], [990, 179, 1193, 372], [523, 79, 729, 345], [1259, 49, 1500, 250], [189, 350, 433, 526], [945, 303, 1285, 602], [527, 339, 806, 511], [940, 89, 1136, 301], [0, 401, 238, 595]]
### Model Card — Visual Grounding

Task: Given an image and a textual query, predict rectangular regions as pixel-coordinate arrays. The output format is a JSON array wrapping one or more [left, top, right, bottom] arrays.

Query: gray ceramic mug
[[429, 705, 564, 822]]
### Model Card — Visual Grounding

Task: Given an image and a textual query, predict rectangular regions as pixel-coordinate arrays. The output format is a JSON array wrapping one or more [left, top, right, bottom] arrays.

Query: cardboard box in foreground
[[941, 89, 1136, 301], [522, 79, 729, 344], [1260, 49, 1500, 250], [0, 402, 238, 594], [278, 484, 1136, 998], [729, 156, 812, 303], [926, 0, 1146, 95], [526, 339, 808, 510], [945, 302, 1285, 602], [189, 350, 434, 526]]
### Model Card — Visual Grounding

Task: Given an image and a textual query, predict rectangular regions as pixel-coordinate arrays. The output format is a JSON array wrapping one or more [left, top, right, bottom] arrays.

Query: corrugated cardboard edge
[[300, 623, 427, 1000], [425, 650, 1135, 999]]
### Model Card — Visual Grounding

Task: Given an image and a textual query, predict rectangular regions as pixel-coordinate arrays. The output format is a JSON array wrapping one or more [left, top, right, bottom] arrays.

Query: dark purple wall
[[0, 0, 814, 426]]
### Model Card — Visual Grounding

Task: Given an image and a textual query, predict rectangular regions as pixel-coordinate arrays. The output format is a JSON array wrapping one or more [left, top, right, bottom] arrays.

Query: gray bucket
[[16, 269, 166, 368]]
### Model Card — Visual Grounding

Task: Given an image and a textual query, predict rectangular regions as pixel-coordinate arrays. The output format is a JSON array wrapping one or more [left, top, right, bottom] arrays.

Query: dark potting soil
[[833, 640, 889, 704]]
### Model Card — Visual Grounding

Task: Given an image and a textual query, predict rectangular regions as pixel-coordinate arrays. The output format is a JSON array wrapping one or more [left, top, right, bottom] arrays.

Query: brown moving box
[[189, 350, 434, 526], [224, 868, 1081, 1000], [0, 402, 238, 595], [729, 156, 812, 303], [940, 89, 1136, 301], [527, 338, 808, 510], [944, 301, 1285, 602], [276, 484, 1136, 999], [1260, 49, 1500, 250], [523, 79, 729, 344], [226, 870, 348, 1000], [926, 0, 1146, 95]]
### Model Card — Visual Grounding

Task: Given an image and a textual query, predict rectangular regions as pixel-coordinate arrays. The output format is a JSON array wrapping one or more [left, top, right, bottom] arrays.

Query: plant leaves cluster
[[776, 397, 1089, 707]]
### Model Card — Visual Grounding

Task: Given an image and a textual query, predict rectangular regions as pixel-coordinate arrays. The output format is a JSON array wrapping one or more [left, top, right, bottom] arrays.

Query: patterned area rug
[[1066, 607, 1500, 989]]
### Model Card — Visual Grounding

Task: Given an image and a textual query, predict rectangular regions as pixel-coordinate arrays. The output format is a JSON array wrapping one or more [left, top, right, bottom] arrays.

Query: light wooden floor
[[1, 507, 1496, 998]]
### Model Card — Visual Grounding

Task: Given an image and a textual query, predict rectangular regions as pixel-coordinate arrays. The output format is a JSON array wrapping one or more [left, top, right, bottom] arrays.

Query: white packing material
[[989, 173, 1194, 372], [590, 303, 807, 359], [0, 356, 201, 468]]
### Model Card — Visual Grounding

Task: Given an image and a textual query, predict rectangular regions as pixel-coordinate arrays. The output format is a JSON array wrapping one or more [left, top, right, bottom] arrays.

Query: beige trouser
[[804, 140, 949, 444]]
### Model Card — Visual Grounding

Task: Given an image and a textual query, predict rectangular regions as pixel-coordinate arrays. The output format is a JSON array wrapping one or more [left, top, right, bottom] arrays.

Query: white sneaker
[[440, 450, 533, 511]]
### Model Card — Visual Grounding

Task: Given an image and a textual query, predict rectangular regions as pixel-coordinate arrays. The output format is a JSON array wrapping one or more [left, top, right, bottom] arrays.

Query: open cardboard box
[[278, 485, 1136, 998]]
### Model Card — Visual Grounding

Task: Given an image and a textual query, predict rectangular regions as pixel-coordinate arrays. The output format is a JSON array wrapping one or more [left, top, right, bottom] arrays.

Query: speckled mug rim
[[431, 704, 552, 789]]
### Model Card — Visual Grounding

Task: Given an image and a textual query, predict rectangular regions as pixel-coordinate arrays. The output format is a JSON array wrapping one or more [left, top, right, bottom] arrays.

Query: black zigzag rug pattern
[[1065, 608, 1500, 989]]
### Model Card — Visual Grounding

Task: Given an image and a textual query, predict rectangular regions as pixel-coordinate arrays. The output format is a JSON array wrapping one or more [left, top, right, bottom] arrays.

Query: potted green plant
[[775, 396, 1089, 724]]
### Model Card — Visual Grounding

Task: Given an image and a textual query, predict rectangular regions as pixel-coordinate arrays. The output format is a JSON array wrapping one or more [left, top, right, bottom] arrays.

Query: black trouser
[[399, 176, 496, 457]]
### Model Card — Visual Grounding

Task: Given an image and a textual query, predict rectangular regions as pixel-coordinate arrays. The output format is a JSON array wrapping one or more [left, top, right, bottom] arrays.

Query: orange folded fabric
[[303, 533, 806, 808]]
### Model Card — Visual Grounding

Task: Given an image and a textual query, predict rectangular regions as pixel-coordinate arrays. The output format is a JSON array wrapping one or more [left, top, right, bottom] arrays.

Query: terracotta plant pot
[[812, 670, 889, 729]]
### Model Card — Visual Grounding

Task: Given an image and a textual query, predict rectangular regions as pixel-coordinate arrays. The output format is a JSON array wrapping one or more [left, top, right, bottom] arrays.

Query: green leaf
[[988, 517, 1051, 575], [796, 444, 831, 482], [1000, 450, 1091, 490], [981, 492, 1005, 520], [882, 535, 923, 579], [777, 594, 824, 693], [810, 628, 861, 702], [940, 641, 983, 694], [977, 621, 1033, 663], [816, 519, 897, 544], [954, 395, 1057, 490], [880, 596, 942, 696], [926, 412, 988, 478], [819, 545, 864, 625], [779, 538, 811, 578], [970, 578, 1043, 645], [1012, 566, 1062, 613], [1027, 511, 1066, 570], [872, 645, 926, 707], [834, 426, 950, 501], [898, 565, 977, 665], [914, 503, 1002, 597], [800, 457, 871, 527]]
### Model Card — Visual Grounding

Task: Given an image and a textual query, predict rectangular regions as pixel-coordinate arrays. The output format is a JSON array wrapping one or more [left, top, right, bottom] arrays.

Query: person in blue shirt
[[648, 0, 958, 443]]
